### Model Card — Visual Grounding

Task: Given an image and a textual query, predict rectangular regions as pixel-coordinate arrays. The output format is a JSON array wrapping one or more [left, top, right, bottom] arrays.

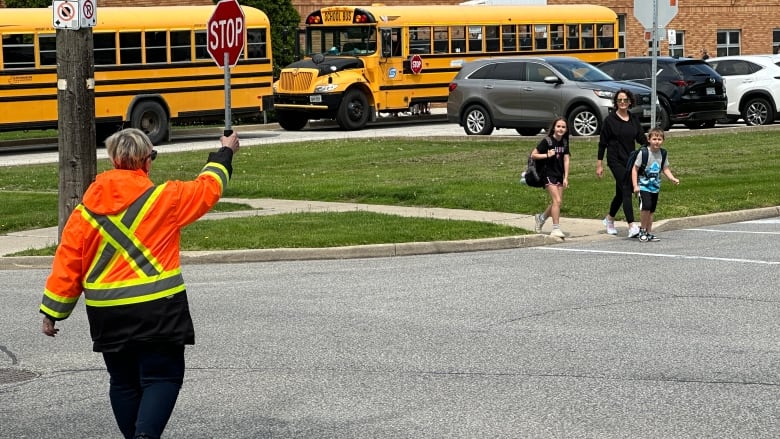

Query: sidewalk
[[1, 199, 778, 268]]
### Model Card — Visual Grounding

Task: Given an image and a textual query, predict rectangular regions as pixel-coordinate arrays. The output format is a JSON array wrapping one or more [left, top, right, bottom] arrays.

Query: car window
[[549, 59, 612, 82], [491, 62, 522, 80], [525, 62, 553, 82], [468, 63, 495, 80], [676, 62, 719, 77]]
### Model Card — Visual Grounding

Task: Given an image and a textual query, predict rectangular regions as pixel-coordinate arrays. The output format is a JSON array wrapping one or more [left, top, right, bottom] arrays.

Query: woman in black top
[[596, 89, 647, 238]]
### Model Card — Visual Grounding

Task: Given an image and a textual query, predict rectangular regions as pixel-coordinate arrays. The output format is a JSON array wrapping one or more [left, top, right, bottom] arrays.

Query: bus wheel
[[462, 104, 494, 135], [336, 89, 369, 130], [568, 105, 600, 136], [131, 101, 168, 144], [277, 111, 308, 131]]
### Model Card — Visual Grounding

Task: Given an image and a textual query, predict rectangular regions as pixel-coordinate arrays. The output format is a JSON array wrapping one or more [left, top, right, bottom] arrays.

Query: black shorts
[[638, 191, 659, 213]]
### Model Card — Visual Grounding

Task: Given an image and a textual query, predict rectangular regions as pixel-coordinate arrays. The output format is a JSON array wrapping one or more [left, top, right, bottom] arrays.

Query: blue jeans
[[103, 345, 185, 439]]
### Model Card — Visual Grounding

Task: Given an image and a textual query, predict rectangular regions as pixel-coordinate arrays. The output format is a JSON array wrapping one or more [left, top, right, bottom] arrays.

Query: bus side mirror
[[381, 29, 392, 57]]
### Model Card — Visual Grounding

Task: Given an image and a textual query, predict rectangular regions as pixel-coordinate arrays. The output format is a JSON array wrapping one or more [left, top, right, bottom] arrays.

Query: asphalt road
[[2, 218, 778, 438]]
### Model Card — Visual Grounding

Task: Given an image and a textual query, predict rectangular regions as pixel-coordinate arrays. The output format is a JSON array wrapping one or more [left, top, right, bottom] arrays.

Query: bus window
[[410, 26, 431, 54], [94, 32, 118, 65], [170, 30, 191, 62], [246, 28, 267, 58], [451, 26, 466, 53], [551, 24, 564, 50], [39, 34, 57, 66], [119, 32, 142, 64], [145, 31, 167, 63], [501, 25, 516, 52], [468, 26, 482, 52], [534, 24, 547, 50], [194, 30, 210, 60], [485, 26, 500, 52], [519, 25, 532, 51], [582, 24, 594, 48], [433, 26, 448, 53], [567, 25, 580, 50], [2, 33, 34, 69], [598, 24, 614, 48], [390, 28, 402, 57]]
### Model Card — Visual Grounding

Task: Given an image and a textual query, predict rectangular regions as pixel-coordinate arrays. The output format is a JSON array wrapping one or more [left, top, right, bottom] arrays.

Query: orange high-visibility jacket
[[40, 149, 233, 351]]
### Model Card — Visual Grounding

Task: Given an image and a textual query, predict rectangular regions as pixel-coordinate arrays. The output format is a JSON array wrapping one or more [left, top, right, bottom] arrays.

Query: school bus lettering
[[323, 10, 353, 24]]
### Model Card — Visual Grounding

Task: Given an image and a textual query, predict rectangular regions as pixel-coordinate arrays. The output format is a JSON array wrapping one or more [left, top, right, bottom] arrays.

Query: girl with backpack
[[531, 117, 570, 238]]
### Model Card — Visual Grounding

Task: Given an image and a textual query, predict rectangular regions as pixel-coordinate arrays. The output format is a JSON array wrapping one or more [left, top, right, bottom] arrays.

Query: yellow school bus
[[273, 4, 618, 131], [0, 6, 272, 144]]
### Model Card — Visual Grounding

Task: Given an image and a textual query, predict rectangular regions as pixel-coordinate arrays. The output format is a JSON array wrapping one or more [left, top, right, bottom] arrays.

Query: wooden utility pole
[[56, 27, 96, 239]]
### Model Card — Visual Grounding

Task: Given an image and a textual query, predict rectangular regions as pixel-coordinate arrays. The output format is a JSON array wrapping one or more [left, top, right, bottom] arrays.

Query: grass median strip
[[1, 131, 778, 254]]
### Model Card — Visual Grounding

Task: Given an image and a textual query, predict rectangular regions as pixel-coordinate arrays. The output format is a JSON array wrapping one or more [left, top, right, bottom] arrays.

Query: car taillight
[[670, 80, 695, 87], [449, 83, 458, 92]]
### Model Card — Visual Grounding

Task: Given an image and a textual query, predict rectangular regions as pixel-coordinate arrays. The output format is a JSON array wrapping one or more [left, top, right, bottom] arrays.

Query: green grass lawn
[[2, 130, 778, 253]]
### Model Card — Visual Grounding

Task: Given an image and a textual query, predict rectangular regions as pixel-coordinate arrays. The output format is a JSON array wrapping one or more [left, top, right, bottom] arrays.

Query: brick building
[[3, 0, 779, 56]]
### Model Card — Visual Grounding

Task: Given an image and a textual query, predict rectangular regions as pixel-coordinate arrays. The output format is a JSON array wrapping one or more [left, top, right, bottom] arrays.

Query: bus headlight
[[314, 84, 339, 93]]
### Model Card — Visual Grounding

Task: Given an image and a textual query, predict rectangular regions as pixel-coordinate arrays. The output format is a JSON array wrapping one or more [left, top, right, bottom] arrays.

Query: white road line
[[536, 247, 779, 265], [687, 229, 780, 235]]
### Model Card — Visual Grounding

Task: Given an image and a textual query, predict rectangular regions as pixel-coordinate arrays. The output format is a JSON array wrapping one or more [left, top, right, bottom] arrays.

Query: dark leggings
[[608, 163, 635, 223], [103, 345, 185, 439]]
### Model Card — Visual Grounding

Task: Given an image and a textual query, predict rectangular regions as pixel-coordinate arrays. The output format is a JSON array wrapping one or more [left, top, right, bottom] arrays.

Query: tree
[[227, 0, 300, 78]]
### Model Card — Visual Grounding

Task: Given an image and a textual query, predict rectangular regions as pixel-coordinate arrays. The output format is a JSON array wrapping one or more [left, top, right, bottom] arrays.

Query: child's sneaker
[[550, 228, 565, 238], [602, 217, 618, 235], [534, 213, 546, 233], [638, 231, 649, 242], [646, 233, 660, 242], [627, 224, 641, 238]]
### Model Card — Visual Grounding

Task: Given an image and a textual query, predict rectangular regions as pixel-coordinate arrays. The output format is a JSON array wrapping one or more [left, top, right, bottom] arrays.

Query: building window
[[716, 30, 740, 56], [773, 28, 780, 54], [617, 15, 626, 58], [668, 30, 684, 57]]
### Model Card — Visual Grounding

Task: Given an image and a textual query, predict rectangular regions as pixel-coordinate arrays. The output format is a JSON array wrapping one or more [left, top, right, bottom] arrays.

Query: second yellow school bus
[[273, 4, 619, 131], [0, 6, 273, 144]]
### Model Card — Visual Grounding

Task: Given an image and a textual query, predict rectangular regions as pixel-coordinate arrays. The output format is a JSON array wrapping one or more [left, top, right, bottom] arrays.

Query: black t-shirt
[[536, 136, 570, 179]]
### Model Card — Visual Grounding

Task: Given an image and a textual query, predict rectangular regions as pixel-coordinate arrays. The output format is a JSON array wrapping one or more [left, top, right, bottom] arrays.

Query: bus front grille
[[279, 71, 314, 92]]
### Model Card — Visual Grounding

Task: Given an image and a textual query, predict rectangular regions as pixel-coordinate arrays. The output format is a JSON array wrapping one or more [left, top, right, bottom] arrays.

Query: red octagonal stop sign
[[410, 54, 423, 75], [207, 0, 245, 68]]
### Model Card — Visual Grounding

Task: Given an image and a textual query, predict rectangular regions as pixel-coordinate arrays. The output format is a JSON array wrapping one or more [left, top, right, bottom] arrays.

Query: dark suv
[[598, 57, 727, 130]]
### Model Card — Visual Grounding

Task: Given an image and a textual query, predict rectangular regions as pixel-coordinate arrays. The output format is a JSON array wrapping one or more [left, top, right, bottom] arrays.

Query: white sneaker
[[550, 228, 565, 238], [602, 217, 618, 235], [534, 214, 546, 233], [628, 225, 641, 238]]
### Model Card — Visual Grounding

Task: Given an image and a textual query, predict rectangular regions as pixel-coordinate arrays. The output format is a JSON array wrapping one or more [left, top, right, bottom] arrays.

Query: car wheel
[[655, 105, 671, 131], [277, 111, 309, 131], [516, 128, 541, 136], [743, 97, 774, 126], [336, 89, 370, 130], [568, 105, 599, 136], [130, 100, 168, 145], [462, 105, 494, 135]]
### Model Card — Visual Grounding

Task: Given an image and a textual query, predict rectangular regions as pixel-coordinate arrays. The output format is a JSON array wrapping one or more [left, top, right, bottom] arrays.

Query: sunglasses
[[616, 98, 631, 103], [146, 149, 158, 161]]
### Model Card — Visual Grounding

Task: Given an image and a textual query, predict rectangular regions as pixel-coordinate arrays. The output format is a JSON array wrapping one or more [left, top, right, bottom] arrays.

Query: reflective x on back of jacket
[[40, 184, 185, 317]]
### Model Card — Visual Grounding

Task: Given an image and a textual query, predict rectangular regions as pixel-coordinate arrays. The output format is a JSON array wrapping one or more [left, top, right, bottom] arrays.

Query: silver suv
[[446, 56, 660, 136]]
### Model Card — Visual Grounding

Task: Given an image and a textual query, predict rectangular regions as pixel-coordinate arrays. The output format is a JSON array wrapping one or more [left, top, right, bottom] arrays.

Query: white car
[[707, 55, 780, 126]]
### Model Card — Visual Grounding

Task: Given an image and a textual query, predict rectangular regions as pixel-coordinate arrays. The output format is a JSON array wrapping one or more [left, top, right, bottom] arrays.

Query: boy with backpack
[[630, 127, 680, 242]]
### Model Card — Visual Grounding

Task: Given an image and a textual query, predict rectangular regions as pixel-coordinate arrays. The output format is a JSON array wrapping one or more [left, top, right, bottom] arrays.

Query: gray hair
[[105, 128, 153, 170]]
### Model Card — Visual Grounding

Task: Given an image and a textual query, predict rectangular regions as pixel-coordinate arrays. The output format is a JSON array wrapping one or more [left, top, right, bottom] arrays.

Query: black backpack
[[520, 137, 561, 188], [624, 146, 667, 183]]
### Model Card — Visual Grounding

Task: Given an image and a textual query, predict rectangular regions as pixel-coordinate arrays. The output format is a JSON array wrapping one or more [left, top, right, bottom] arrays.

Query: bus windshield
[[307, 26, 377, 56]]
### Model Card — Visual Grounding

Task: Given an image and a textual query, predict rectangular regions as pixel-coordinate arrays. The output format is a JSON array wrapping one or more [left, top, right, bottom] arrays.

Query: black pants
[[103, 344, 185, 439], [608, 163, 635, 223]]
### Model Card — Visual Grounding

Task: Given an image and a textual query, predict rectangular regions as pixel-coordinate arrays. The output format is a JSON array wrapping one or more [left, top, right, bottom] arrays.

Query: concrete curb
[[1, 206, 777, 270]]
